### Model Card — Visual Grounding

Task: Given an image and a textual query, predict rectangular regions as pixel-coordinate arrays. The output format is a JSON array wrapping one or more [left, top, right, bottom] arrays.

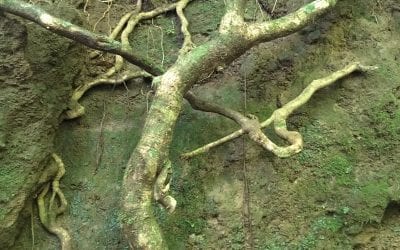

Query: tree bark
[[121, 35, 254, 249]]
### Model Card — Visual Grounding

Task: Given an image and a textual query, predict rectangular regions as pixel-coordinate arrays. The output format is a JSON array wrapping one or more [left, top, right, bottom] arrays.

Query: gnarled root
[[64, 71, 152, 119], [37, 153, 71, 250], [154, 160, 177, 213]]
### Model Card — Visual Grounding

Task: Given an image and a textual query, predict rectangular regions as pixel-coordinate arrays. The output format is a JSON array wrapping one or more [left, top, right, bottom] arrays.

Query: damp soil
[[7, 0, 400, 249]]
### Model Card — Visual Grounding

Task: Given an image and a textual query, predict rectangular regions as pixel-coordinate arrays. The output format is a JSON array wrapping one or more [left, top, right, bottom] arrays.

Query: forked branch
[[0, 0, 162, 75], [182, 62, 378, 159], [246, 0, 338, 43]]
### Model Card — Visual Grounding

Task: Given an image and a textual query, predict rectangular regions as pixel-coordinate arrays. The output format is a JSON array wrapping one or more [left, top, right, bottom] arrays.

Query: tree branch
[[224, 0, 248, 17], [245, 0, 338, 43], [0, 0, 163, 75], [184, 91, 301, 158], [219, 0, 248, 34], [182, 62, 378, 159]]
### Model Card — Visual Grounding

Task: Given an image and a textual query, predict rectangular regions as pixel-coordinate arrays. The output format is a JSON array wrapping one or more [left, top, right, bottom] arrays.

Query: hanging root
[[37, 153, 71, 250], [153, 159, 177, 213], [181, 62, 378, 159], [109, 1, 179, 74], [176, 0, 194, 55]]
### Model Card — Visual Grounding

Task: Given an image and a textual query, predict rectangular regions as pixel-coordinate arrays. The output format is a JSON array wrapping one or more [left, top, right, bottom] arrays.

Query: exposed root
[[89, 11, 136, 59], [153, 160, 177, 213], [37, 153, 71, 250], [92, 0, 113, 33], [150, 20, 166, 67], [68, 0, 193, 121], [182, 62, 378, 159], [184, 90, 299, 157], [117, 1, 178, 70], [64, 71, 152, 119], [67, 1, 188, 120], [90, 0, 143, 68], [176, 0, 194, 55]]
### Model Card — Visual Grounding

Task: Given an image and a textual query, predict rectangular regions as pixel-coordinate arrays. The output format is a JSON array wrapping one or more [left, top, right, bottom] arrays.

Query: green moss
[[339, 179, 390, 225], [185, 0, 225, 36], [304, 3, 316, 14], [357, 181, 390, 209], [298, 216, 345, 250], [369, 100, 400, 139], [129, 16, 180, 69], [312, 216, 344, 233], [0, 163, 26, 204], [158, 161, 208, 249], [263, 238, 290, 250], [321, 155, 353, 186]]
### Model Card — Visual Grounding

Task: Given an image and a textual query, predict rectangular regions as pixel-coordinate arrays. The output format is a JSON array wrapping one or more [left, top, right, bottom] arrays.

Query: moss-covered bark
[[120, 1, 338, 247]]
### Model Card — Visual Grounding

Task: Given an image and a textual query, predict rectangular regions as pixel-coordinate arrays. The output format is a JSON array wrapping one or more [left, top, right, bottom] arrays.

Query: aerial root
[[153, 159, 177, 213], [114, 0, 179, 72], [181, 62, 378, 159], [37, 153, 71, 250], [64, 71, 152, 119], [67, 1, 181, 120], [177, 0, 194, 55]]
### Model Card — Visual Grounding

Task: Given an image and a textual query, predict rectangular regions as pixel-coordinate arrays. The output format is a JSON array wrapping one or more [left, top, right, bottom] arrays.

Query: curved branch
[[64, 71, 151, 119], [120, 2, 178, 48], [246, 0, 338, 43], [184, 91, 299, 158], [182, 62, 378, 159], [0, 0, 163, 75]]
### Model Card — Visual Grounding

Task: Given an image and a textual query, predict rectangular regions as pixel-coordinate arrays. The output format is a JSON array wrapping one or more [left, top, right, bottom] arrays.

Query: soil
[[3, 0, 400, 249]]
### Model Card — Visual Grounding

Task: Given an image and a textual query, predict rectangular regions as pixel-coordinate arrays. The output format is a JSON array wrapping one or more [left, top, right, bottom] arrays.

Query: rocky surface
[[0, 6, 83, 248]]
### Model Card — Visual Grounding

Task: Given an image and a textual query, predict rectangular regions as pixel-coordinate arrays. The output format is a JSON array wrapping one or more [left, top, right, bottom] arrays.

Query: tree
[[0, 0, 377, 249]]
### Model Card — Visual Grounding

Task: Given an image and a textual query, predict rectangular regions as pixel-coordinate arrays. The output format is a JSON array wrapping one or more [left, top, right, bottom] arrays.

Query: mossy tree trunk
[[120, 1, 338, 248]]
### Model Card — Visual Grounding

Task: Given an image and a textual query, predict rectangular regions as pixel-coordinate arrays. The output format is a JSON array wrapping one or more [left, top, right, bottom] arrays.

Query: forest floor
[[11, 0, 400, 249]]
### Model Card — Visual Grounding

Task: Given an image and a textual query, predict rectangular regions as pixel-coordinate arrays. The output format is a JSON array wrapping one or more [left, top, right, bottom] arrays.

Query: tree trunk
[[120, 0, 338, 245], [120, 33, 254, 248]]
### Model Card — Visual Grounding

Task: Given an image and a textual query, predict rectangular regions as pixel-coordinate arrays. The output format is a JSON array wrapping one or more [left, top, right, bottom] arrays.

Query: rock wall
[[0, 7, 83, 247]]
